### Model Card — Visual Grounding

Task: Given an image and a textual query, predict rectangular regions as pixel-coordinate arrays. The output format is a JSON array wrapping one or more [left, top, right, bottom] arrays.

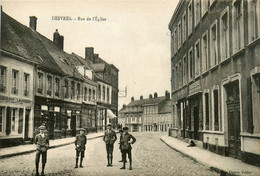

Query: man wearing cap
[[35, 125, 49, 176], [120, 126, 136, 170], [118, 129, 125, 162], [103, 123, 117, 167], [74, 128, 87, 168]]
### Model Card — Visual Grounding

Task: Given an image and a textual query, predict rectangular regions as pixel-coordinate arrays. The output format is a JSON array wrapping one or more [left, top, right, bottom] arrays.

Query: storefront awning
[[107, 109, 116, 119]]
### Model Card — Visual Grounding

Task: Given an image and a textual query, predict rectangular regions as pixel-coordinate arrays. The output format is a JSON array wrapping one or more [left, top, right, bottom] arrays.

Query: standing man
[[118, 129, 124, 162], [103, 123, 117, 167], [35, 125, 49, 176], [120, 126, 136, 170], [74, 128, 87, 168]]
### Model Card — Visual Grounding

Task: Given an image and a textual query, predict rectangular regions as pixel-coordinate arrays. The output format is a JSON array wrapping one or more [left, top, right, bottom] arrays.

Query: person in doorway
[[120, 126, 136, 170], [35, 125, 49, 176], [103, 123, 117, 167], [74, 128, 87, 168]]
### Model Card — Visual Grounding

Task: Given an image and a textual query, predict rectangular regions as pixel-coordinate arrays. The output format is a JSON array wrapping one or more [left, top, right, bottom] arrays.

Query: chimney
[[149, 94, 153, 99], [123, 104, 126, 109], [53, 29, 64, 50], [154, 92, 158, 98], [85, 47, 94, 63], [165, 90, 170, 100], [131, 97, 134, 102], [140, 95, 143, 100], [29, 16, 37, 30]]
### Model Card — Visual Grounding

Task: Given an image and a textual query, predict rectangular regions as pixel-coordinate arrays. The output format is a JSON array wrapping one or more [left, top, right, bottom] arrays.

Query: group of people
[[34, 123, 136, 176]]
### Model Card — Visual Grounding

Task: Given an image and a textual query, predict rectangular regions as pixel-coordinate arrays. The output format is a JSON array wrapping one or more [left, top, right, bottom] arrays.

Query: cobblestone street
[[0, 132, 219, 176]]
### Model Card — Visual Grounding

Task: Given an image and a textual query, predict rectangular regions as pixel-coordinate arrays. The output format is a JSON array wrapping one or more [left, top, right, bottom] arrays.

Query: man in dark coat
[[103, 123, 117, 167], [120, 126, 136, 170], [74, 128, 87, 168], [35, 125, 49, 176], [118, 129, 124, 162]]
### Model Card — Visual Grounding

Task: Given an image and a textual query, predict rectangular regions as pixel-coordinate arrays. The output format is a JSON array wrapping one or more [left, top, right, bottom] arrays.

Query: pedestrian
[[118, 129, 126, 163], [120, 126, 136, 170], [103, 123, 117, 167], [35, 125, 49, 176], [74, 128, 87, 168]]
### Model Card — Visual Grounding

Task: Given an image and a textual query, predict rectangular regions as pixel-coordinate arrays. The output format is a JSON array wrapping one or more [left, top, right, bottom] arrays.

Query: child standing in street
[[74, 128, 87, 168]]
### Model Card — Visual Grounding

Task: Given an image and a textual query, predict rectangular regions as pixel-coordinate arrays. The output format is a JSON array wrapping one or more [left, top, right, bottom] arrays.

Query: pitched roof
[[127, 96, 166, 107], [1, 11, 64, 75], [158, 100, 172, 114]]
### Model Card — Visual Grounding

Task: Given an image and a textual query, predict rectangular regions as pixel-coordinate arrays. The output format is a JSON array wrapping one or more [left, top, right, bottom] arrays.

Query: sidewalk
[[0, 132, 104, 159], [161, 136, 260, 176]]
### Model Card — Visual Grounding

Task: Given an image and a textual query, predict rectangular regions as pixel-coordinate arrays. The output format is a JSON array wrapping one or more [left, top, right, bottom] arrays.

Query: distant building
[[118, 104, 126, 129], [169, 0, 260, 166]]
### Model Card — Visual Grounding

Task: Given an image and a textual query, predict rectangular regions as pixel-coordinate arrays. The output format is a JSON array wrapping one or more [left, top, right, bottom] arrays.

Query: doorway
[[24, 109, 30, 140]]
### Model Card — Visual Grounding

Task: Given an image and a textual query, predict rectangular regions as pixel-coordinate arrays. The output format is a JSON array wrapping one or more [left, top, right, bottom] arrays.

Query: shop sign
[[0, 95, 31, 104], [189, 80, 202, 96], [41, 105, 48, 111], [54, 106, 60, 112]]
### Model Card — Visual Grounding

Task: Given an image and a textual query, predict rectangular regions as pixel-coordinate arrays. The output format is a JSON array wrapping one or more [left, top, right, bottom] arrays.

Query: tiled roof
[[158, 100, 172, 114], [71, 53, 93, 70], [1, 12, 64, 75], [127, 96, 166, 107]]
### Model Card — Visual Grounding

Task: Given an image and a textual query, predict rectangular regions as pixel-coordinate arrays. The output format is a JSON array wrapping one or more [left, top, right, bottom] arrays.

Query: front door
[[226, 81, 241, 159], [24, 109, 30, 140]]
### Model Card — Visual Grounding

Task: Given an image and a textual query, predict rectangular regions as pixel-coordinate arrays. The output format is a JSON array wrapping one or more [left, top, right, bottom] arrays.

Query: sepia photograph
[[0, 0, 259, 175]]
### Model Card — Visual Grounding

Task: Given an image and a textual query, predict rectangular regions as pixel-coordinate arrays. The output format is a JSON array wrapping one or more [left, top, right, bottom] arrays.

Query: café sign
[[0, 95, 31, 104]]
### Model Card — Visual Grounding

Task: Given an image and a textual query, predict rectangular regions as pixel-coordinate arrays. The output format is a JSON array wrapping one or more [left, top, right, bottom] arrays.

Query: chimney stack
[[154, 92, 158, 98], [131, 97, 134, 102], [53, 29, 64, 50], [85, 47, 94, 63], [149, 94, 153, 99], [29, 16, 37, 30], [165, 90, 170, 100], [123, 104, 126, 109], [140, 95, 143, 100]]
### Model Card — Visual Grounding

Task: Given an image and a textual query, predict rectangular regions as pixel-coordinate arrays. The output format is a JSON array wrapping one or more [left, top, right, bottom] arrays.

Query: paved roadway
[[0, 132, 219, 176]]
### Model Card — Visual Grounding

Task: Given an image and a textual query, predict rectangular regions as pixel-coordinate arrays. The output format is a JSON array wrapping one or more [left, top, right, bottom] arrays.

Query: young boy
[[35, 125, 49, 176], [120, 126, 136, 170], [103, 123, 117, 167], [74, 128, 87, 168]]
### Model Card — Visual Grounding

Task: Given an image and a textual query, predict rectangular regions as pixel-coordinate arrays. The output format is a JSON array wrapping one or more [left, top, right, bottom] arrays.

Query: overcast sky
[[2, 0, 178, 108]]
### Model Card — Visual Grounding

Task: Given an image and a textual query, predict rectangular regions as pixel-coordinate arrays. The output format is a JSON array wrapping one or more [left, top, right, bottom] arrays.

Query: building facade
[[169, 0, 260, 166]]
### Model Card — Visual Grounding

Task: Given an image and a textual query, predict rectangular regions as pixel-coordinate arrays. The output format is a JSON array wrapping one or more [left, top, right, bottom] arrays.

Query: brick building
[[169, 0, 260, 166]]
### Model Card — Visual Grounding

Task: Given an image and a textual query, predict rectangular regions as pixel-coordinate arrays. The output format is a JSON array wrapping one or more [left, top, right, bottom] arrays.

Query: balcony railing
[[12, 87, 18, 94]]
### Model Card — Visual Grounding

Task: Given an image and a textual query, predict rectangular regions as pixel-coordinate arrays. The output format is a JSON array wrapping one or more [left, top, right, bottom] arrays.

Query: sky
[[2, 0, 178, 109]]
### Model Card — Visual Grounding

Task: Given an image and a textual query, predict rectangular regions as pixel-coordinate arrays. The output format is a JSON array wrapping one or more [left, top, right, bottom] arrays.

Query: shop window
[[18, 108, 23, 134], [210, 21, 218, 68], [47, 75, 52, 96], [12, 69, 19, 95], [251, 74, 260, 133], [220, 7, 230, 61], [24, 73, 29, 96], [204, 93, 210, 130], [55, 78, 60, 97], [213, 89, 219, 131], [0, 66, 6, 93], [248, 0, 260, 42], [11, 109, 16, 132], [37, 72, 43, 94]]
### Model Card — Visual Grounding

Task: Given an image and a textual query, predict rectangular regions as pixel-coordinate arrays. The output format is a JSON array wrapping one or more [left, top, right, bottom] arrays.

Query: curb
[[160, 137, 237, 176], [0, 135, 104, 159]]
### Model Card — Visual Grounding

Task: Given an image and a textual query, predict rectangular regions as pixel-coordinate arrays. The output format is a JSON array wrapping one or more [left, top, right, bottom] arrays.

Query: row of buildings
[[0, 10, 119, 147], [169, 0, 259, 166], [118, 91, 172, 132]]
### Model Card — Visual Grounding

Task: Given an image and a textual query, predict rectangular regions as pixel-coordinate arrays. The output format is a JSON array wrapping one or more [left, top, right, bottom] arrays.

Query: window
[[210, 0, 216, 7], [171, 32, 174, 57], [71, 81, 75, 99], [76, 83, 80, 100], [47, 76, 52, 96], [175, 65, 178, 89], [220, 7, 230, 61], [202, 31, 209, 73], [213, 89, 219, 131], [98, 85, 101, 100], [24, 73, 29, 96], [12, 70, 19, 95], [103, 86, 105, 101], [232, 0, 244, 53], [64, 80, 68, 98], [93, 89, 95, 100], [88, 89, 92, 101], [210, 21, 218, 68], [194, 0, 201, 27], [179, 61, 182, 87], [0, 66, 6, 93], [18, 109, 23, 134], [188, 48, 194, 81], [11, 109, 16, 132], [182, 12, 187, 43], [84, 87, 87, 101], [172, 68, 175, 91], [38, 72, 43, 94], [0, 107, 3, 132], [188, 1, 193, 36], [55, 78, 60, 97], [178, 21, 182, 49], [204, 93, 210, 130], [248, 0, 260, 42], [107, 88, 110, 102], [195, 40, 201, 77], [174, 27, 178, 54], [202, 0, 209, 16], [183, 55, 187, 85]]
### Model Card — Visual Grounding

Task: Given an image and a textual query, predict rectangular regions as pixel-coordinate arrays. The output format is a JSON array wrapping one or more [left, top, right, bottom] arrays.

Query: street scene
[[0, 0, 260, 175]]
